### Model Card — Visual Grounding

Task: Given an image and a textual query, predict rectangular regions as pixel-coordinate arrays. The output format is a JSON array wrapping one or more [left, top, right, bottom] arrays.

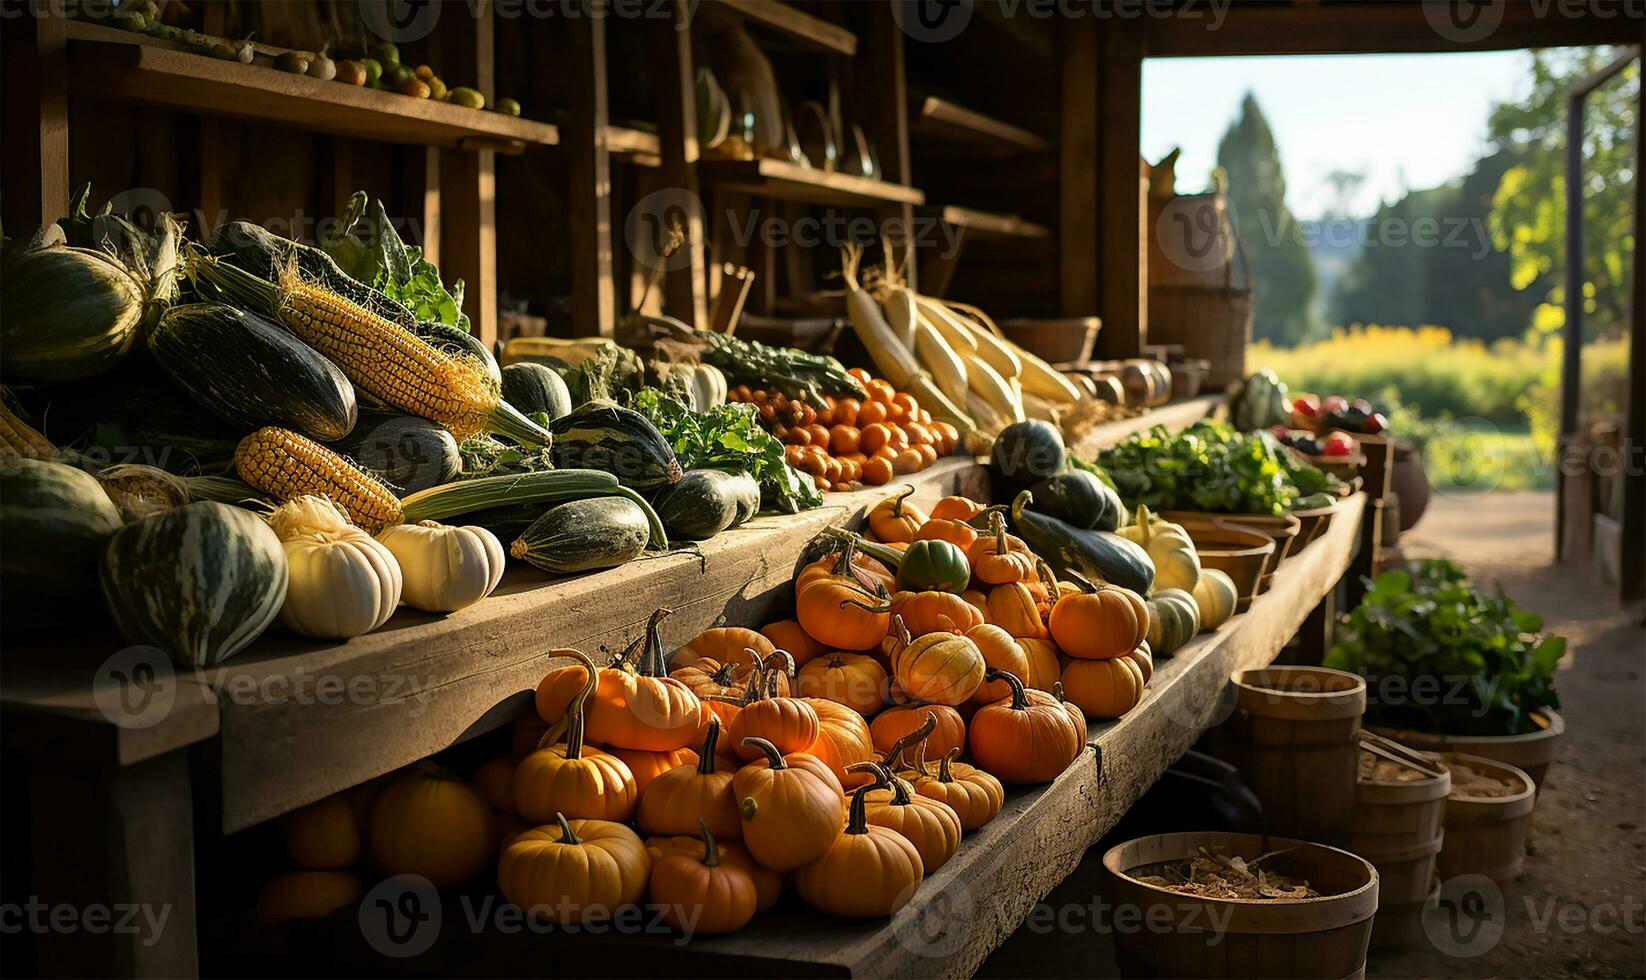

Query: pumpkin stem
[[885, 614, 912, 657], [938, 747, 962, 784], [637, 608, 673, 676], [985, 667, 1030, 711], [965, 502, 1010, 530], [988, 509, 1010, 557], [1063, 569, 1102, 594], [880, 710, 937, 773], [696, 817, 720, 868], [1036, 558, 1058, 592], [844, 780, 876, 836], [1008, 490, 1034, 526], [888, 484, 915, 517], [555, 649, 600, 760], [840, 590, 893, 615], [909, 733, 934, 779], [829, 536, 885, 593], [554, 811, 581, 846], [698, 719, 722, 774], [740, 736, 785, 769]]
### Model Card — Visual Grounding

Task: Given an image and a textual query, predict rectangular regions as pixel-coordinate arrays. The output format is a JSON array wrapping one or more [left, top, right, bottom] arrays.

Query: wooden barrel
[[1370, 710, 1563, 789], [1214, 667, 1367, 845], [1437, 752, 1536, 883], [1349, 748, 1449, 951], [1104, 831, 1379, 979]]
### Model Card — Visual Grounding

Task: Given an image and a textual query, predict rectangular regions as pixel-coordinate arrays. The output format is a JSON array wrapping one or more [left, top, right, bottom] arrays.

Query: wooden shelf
[[701, 158, 925, 208], [705, 0, 858, 56], [912, 96, 1051, 154], [1071, 394, 1221, 457], [226, 494, 1366, 979], [63, 21, 558, 153], [606, 125, 661, 166], [929, 205, 1049, 239]]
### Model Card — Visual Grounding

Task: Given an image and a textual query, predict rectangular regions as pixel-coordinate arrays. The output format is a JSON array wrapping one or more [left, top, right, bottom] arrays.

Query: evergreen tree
[[1216, 93, 1318, 345]]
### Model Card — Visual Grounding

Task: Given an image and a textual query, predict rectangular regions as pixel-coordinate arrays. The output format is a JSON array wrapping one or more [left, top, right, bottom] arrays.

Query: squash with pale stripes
[[0, 458, 123, 620]]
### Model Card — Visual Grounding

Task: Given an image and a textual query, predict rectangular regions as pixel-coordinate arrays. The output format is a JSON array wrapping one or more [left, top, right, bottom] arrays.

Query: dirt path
[[1371, 491, 1646, 978]]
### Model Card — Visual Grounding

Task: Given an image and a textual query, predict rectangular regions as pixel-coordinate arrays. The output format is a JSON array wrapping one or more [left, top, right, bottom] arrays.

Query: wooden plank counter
[[247, 494, 1364, 979]]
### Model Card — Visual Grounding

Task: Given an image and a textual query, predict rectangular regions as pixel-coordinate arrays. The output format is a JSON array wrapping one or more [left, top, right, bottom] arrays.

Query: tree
[[1216, 92, 1318, 346], [1489, 48, 1638, 341]]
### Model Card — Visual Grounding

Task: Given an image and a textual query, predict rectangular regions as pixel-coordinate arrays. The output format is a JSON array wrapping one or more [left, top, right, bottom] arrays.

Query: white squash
[[268, 497, 402, 639], [1192, 568, 1239, 631], [376, 520, 504, 613], [1117, 505, 1201, 594]]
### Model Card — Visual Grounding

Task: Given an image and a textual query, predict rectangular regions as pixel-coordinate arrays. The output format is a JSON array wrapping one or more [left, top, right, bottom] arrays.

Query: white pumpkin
[[1192, 568, 1239, 631], [268, 497, 402, 639], [376, 520, 505, 613], [1118, 505, 1201, 594]]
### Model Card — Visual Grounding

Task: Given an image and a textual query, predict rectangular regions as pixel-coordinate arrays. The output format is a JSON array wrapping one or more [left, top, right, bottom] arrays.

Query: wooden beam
[[0, 12, 69, 231], [1059, 17, 1099, 317], [1624, 67, 1646, 601], [566, 4, 616, 336], [709, 0, 857, 56], [856, 2, 918, 290], [649, 0, 710, 328], [437, 4, 498, 347], [1094, 20, 1146, 357], [1144, 1, 1643, 56]]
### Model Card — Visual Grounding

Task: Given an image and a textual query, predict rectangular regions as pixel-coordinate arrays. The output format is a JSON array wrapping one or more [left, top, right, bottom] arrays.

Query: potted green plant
[[1324, 559, 1564, 787]]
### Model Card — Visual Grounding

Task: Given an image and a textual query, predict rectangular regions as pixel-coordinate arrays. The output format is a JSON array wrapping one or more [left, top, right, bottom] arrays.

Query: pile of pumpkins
[[1114, 504, 1241, 658]]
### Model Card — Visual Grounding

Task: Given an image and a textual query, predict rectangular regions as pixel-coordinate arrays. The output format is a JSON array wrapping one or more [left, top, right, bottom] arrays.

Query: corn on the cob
[[190, 255, 551, 447], [963, 353, 1022, 423], [0, 402, 55, 459], [913, 295, 978, 354], [236, 427, 406, 531], [883, 287, 919, 351], [912, 308, 969, 405], [1018, 346, 1083, 404]]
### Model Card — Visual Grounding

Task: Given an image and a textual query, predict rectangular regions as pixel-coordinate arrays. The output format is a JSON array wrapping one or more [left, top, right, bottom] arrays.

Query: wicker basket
[[998, 318, 1101, 366], [1147, 226, 1253, 390]]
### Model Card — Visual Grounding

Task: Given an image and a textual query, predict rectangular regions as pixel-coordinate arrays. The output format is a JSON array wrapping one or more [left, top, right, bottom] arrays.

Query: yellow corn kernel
[[234, 427, 403, 532]]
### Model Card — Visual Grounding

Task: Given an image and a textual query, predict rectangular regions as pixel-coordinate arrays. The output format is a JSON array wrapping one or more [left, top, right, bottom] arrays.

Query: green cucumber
[[510, 496, 651, 574], [652, 469, 743, 541]]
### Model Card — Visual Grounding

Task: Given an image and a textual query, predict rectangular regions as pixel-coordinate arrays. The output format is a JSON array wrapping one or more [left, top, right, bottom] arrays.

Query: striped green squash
[[547, 403, 682, 491], [0, 458, 123, 620], [99, 501, 288, 668]]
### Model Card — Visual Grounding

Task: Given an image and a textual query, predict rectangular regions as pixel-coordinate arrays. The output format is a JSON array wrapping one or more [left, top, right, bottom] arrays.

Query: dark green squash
[[990, 419, 1066, 487], [547, 402, 682, 491], [418, 320, 500, 385], [501, 362, 572, 421], [1026, 469, 1124, 532], [509, 496, 651, 574], [1010, 490, 1154, 595], [652, 469, 746, 540], [148, 303, 359, 441], [325, 411, 461, 494], [0, 458, 123, 624]]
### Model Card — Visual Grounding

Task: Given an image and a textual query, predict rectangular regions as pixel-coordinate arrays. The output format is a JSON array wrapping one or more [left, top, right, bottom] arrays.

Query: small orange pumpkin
[[795, 649, 888, 716], [648, 818, 759, 935], [870, 702, 966, 759], [645, 835, 781, 912], [802, 696, 879, 789], [967, 510, 1037, 585], [636, 719, 740, 838], [536, 611, 704, 751], [892, 629, 986, 706], [796, 540, 893, 651], [987, 581, 1049, 640], [914, 517, 979, 551], [967, 669, 1085, 785], [1017, 637, 1063, 692], [848, 761, 962, 875], [1049, 579, 1149, 660], [285, 793, 362, 869], [967, 624, 1033, 704], [673, 627, 776, 671], [927, 495, 986, 522], [728, 658, 820, 760], [1058, 656, 1145, 719], [733, 736, 846, 871], [761, 618, 825, 667], [888, 589, 986, 636], [793, 780, 923, 918], [515, 650, 639, 823], [498, 814, 650, 925], [910, 743, 1004, 832], [605, 745, 697, 796], [867, 486, 928, 543], [1128, 641, 1154, 682], [961, 588, 990, 621]]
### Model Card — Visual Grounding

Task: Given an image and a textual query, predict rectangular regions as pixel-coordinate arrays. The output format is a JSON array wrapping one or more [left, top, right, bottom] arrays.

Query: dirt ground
[[976, 491, 1645, 978]]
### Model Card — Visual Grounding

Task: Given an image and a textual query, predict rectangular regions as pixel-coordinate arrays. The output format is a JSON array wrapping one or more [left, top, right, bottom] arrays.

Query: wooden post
[[1557, 85, 1586, 561], [1059, 17, 1099, 318], [1294, 590, 1336, 666], [855, 3, 916, 290], [649, 0, 709, 327], [1344, 436, 1392, 611], [0, 12, 69, 231], [1093, 20, 1146, 357], [566, 3, 615, 336], [437, 3, 498, 347], [1624, 66, 1645, 602]]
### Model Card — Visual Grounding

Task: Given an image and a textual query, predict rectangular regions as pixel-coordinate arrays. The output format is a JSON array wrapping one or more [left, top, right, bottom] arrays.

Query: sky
[[1142, 51, 1534, 221]]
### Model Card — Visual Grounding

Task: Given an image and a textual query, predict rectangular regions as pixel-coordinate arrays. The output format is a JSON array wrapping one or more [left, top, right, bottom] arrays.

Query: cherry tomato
[[866, 379, 896, 405], [886, 426, 910, 452], [816, 397, 838, 427], [913, 443, 939, 467], [893, 448, 923, 475], [857, 399, 889, 427], [905, 422, 933, 446], [784, 445, 807, 468], [932, 421, 960, 453], [807, 423, 831, 447], [830, 425, 862, 455], [848, 367, 873, 385], [834, 398, 862, 428], [859, 422, 892, 455], [861, 456, 894, 485], [798, 402, 818, 427], [787, 426, 811, 447]]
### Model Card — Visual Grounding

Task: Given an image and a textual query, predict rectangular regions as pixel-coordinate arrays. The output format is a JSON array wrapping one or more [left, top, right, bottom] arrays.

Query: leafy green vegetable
[[1097, 420, 1298, 515], [1324, 559, 1562, 736], [628, 387, 821, 514], [321, 192, 468, 332]]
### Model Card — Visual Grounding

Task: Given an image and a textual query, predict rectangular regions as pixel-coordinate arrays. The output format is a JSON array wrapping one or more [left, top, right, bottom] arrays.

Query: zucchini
[[99, 501, 288, 667], [501, 363, 572, 421], [547, 402, 683, 491], [326, 411, 461, 494], [464, 501, 554, 543], [652, 469, 745, 541], [510, 496, 651, 574], [1010, 490, 1154, 595], [1026, 469, 1124, 532], [149, 303, 359, 441], [0, 458, 123, 623]]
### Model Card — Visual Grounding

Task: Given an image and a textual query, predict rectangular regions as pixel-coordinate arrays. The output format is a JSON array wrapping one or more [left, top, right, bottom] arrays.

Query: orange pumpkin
[[1059, 656, 1145, 719], [987, 582, 1049, 640], [1049, 581, 1149, 660], [870, 703, 966, 760], [605, 745, 697, 795], [369, 762, 495, 887], [967, 624, 1033, 704], [1017, 638, 1063, 692], [285, 793, 362, 869], [967, 669, 1085, 784], [536, 612, 704, 751], [848, 761, 962, 875], [732, 736, 846, 871], [910, 744, 1004, 831], [928, 495, 986, 522], [796, 540, 893, 651], [728, 661, 821, 760], [761, 618, 825, 667], [914, 517, 979, 551], [892, 630, 986, 706], [498, 814, 650, 925], [867, 486, 928, 543], [645, 835, 781, 912], [648, 819, 759, 935], [967, 510, 1037, 585], [961, 588, 990, 621], [801, 696, 879, 789], [795, 650, 888, 716], [515, 650, 639, 823], [636, 720, 740, 838], [793, 780, 923, 918], [1128, 642, 1154, 682], [673, 627, 776, 671], [472, 757, 518, 815], [670, 659, 743, 700], [888, 589, 986, 636], [795, 542, 895, 595]]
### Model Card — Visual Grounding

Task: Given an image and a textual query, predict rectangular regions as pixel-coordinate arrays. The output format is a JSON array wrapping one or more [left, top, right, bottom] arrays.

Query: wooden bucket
[[1181, 521, 1274, 612], [1104, 831, 1379, 979], [1436, 752, 1536, 884], [1215, 667, 1367, 845], [1350, 745, 1450, 950], [1370, 710, 1564, 790], [1290, 501, 1340, 550]]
